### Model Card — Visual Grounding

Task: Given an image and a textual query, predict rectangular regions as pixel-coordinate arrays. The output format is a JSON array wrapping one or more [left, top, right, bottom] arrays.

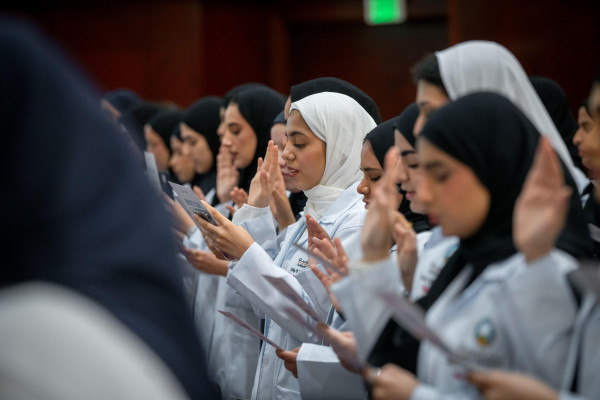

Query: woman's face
[[169, 136, 196, 183], [414, 80, 450, 136], [282, 110, 326, 191], [573, 106, 600, 177], [357, 141, 382, 209], [394, 130, 427, 214], [180, 123, 214, 174], [416, 138, 490, 238], [271, 122, 300, 192], [222, 103, 258, 169], [144, 125, 170, 171]]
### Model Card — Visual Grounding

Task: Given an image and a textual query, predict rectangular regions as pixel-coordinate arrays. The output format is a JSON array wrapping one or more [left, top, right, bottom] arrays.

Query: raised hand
[[216, 144, 239, 203], [194, 200, 255, 260], [247, 140, 279, 208], [305, 214, 334, 251], [225, 186, 249, 216], [271, 179, 296, 231], [275, 347, 300, 378], [180, 247, 229, 276], [392, 212, 418, 292], [513, 137, 572, 262], [362, 148, 400, 262]]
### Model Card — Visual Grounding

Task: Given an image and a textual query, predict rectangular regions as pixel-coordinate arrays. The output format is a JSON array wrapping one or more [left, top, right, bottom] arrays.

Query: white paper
[[263, 275, 324, 323], [297, 344, 367, 400], [218, 310, 283, 350], [144, 151, 161, 192]]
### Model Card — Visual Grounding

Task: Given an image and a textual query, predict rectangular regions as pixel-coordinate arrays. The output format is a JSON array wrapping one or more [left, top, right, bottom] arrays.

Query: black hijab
[[363, 111, 430, 233], [181, 96, 222, 193], [392, 103, 431, 233], [121, 101, 166, 153], [222, 82, 270, 110], [530, 76, 584, 172], [0, 17, 216, 398], [290, 77, 382, 124], [147, 108, 183, 153], [104, 88, 140, 114], [232, 87, 285, 192]]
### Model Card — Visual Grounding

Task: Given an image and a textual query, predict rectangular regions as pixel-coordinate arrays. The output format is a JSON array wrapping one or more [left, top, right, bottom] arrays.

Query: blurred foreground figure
[[0, 16, 218, 399]]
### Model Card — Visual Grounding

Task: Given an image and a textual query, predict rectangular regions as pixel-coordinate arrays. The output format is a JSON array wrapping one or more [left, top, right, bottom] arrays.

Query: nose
[[282, 142, 294, 161], [394, 158, 409, 184], [221, 131, 233, 147], [415, 175, 432, 207], [573, 128, 583, 146], [357, 175, 369, 196], [413, 111, 426, 136]]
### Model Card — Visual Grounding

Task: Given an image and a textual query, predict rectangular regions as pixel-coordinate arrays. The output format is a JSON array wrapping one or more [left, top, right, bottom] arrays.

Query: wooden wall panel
[[15, 1, 202, 107], [448, 0, 600, 113], [288, 20, 448, 120]]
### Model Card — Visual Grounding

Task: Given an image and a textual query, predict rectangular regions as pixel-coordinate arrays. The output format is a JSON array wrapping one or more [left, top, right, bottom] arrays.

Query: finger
[[225, 205, 236, 216], [466, 371, 492, 389], [260, 170, 269, 188], [201, 200, 228, 224], [333, 237, 349, 263], [257, 157, 263, 173], [192, 185, 205, 201], [310, 263, 331, 287]]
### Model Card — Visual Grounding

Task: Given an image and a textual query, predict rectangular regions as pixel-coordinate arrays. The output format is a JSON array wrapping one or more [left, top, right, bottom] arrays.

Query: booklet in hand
[[169, 182, 218, 225], [378, 291, 485, 371], [169, 181, 238, 261], [263, 275, 324, 323], [218, 310, 283, 351]]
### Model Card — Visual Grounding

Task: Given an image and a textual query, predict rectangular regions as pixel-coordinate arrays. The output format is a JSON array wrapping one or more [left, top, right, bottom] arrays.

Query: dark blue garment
[[0, 16, 218, 399]]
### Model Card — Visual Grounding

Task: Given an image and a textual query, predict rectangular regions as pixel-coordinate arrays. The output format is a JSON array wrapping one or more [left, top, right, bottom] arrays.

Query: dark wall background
[[6, 0, 600, 120]]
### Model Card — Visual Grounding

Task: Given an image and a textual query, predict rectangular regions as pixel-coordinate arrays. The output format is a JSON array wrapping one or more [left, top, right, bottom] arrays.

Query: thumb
[[201, 200, 227, 224]]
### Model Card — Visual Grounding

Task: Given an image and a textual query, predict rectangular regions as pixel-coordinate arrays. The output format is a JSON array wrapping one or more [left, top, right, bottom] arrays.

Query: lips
[[288, 168, 298, 177], [405, 191, 416, 201]]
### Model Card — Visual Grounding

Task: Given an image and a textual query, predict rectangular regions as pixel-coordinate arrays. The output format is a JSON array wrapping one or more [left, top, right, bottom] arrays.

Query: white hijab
[[436, 40, 587, 192], [289, 92, 376, 220]]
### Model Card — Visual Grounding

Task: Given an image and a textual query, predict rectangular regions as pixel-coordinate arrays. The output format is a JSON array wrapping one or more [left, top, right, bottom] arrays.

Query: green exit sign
[[364, 0, 407, 25]]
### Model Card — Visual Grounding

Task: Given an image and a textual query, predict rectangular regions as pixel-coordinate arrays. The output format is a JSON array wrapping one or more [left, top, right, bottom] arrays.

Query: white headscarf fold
[[436, 41, 587, 192], [290, 92, 376, 220]]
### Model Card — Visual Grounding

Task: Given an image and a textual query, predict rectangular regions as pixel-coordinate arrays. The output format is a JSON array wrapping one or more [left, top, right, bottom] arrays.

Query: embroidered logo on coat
[[474, 318, 496, 347]]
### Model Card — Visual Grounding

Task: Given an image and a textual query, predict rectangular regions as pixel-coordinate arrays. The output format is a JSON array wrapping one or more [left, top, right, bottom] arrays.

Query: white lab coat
[[331, 228, 456, 363], [413, 250, 578, 400], [181, 227, 222, 367], [410, 227, 459, 300], [227, 183, 366, 400], [558, 291, 600, 400]]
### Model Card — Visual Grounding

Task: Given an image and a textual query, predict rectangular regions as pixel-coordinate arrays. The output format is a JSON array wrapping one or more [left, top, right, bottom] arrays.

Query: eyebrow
[[361, 167, 382, 172], [288, 131, 307, 138], [227, 122, 241, 129], [417, 101, 429, 108], [422, 160, 446, 171], [400, 150, 416, 156]]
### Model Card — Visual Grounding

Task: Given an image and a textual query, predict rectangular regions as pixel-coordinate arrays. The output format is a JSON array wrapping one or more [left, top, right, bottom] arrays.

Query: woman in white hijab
[[414, 40, 588, 194], [196, 91, 376, 399]]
